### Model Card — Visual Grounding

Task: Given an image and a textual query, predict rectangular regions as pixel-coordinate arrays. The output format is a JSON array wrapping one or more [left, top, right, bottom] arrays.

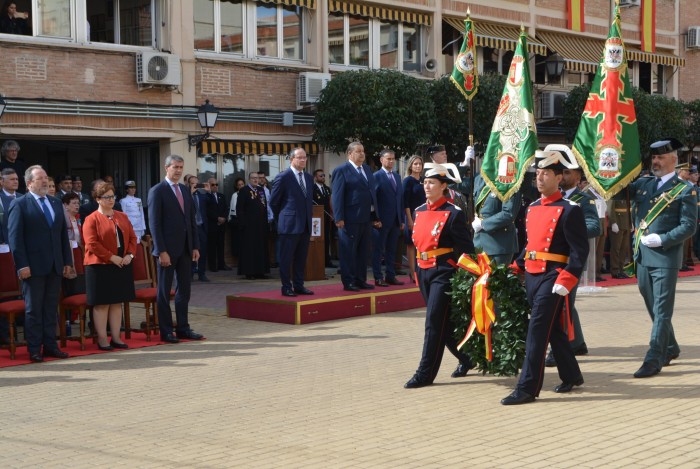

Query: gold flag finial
[[467, 7, 471, 16]]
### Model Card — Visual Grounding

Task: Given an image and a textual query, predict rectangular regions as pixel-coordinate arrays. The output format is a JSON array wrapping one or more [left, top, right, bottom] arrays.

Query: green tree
[[683, 99, 700, 151], [429, 73, 507, 161], [313, 69, 436, 165]]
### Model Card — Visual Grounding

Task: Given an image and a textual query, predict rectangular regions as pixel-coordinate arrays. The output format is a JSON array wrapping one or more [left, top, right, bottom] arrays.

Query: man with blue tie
[[8, 165, 73, 362], [332, 142, 380, 292], [270, 147, 314, 297], [148, 155, 204, 344], [372, 149, 404, 287]]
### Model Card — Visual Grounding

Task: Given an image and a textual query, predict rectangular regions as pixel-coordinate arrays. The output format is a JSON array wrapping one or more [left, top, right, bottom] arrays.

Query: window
[[194, 0, 306, 62], [87, 0, 153, 46], [328, 12, 423, 72], [636, 62, 665, 95]]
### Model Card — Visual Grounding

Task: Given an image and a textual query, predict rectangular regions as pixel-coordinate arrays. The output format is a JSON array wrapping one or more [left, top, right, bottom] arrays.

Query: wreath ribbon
[[454, 253, 496, 361]]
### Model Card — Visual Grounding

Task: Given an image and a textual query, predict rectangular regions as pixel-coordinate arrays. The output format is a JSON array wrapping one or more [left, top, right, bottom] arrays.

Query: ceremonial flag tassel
[[571, 2, 641, 200], [480, 27, 538, 203]]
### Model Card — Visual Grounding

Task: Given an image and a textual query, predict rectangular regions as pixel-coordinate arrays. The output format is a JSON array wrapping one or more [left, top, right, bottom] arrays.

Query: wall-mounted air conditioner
[[687, 26, 700, 49], [540, 91, 568, 119], [136, 52, 181, 86], [297, 72, 332, 108], [619, 0, 641, 7]]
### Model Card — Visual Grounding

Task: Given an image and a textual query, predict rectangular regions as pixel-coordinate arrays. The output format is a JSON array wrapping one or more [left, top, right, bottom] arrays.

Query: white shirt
[[120, 195, 146, 231], [29, 191, 55, 221], [656, 171, 675, 190]]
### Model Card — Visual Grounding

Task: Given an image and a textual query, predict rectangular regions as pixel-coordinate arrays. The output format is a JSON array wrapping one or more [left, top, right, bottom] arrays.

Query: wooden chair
[[125, 237, 173, 341], [0, 252, 26, 359]]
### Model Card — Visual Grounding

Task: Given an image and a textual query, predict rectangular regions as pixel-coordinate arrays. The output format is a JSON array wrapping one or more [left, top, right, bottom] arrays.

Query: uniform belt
[[526, 251, 569, 263], [417, 248, 453, 260]]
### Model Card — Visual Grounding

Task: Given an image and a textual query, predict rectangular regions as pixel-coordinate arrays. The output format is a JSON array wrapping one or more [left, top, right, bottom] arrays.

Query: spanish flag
[[641, 0, 656, 53], [568, 0, 585, 32]]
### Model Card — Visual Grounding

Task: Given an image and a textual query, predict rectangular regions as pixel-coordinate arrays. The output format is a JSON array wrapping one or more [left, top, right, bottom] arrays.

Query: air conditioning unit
[[619, 0, 641, 7], [687, 26, 700, 49], [136, 52, 181, 86], [297, 72, 332, 108], [539, 91, 568, 119]]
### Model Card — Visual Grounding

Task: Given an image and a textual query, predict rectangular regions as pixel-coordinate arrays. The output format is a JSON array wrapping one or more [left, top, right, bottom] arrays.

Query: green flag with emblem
[[450, 14, 479, 101], [480, 29, 538, 202], [571, 4, 641, 200]]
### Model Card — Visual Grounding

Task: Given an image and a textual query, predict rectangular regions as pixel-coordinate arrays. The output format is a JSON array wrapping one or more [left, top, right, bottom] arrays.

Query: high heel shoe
[[110, 340, 129, 349], [97, 343, 113, 351]]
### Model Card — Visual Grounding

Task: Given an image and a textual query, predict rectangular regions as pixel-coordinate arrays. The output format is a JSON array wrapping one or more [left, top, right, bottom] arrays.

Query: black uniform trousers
[[415, 263, 472, 383], [518, 269, 582, 396]]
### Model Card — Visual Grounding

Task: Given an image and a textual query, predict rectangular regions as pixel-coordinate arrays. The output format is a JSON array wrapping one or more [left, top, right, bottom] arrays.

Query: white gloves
[[461, 146, 475, 167], [471, 217, 483, 233], [552, 284, 569, 296], [611, 223, 619, 233], [641, 233, 662, 248]]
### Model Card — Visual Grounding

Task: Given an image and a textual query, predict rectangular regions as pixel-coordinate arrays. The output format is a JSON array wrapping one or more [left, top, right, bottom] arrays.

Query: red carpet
[[227, 282, 424, 324], [595, 267, 699, 288], [0, 332, 203, 369]]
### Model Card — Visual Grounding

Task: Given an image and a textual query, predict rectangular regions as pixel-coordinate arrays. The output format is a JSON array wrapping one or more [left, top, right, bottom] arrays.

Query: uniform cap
[[125, 180, 136, 187], [57, 174, 72, 183], [650, 137, 683, 155]]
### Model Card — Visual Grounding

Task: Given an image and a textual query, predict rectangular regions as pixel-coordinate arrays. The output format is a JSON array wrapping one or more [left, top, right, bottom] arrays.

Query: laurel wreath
[[448, 262, 530, 376]]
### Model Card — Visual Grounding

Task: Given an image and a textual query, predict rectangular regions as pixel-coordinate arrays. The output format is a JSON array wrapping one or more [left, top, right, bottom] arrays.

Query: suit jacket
[[373, 168, 403, 227], [331, 161, 378, 224], [566, 187, 602, 239], [7, 193, 73, 275], [271, 168, 313, 235], [207, 191, 228, 224], [148, 180, 199, 258], [0, 191, 19, 243], [82, 210, 138, 265], [191, 190, 209, 233], [473, 175, 520, 256], [629, 175, 697, 268]]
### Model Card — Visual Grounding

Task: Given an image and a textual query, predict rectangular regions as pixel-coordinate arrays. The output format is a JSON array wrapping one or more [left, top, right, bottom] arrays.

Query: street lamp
[[188, 99, 219, 151], [545, 53, 565, 81]]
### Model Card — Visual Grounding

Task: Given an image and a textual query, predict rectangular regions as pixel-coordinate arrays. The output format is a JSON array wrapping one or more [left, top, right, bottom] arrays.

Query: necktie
[[388, 171, 396, 190], [357, 166, 366, 180], [655, 177, 662, 190], [173, 184, 184, 212], [298, 172, 307, 196], [39, 197, 53, 226]]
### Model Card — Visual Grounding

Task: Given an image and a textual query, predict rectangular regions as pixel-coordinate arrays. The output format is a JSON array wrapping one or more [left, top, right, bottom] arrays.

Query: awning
[[201, 140, 318, 155], [258, 0, 316, 9], [444, 18, 547, 56], [537, 31, 685, 74], [329, 0, 431, 26]]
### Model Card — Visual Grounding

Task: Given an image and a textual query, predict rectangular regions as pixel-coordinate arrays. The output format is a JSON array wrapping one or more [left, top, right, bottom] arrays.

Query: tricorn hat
[[423, 162, 462, 184], [650, 137, 684, 155], [534, 144, 579, 171]]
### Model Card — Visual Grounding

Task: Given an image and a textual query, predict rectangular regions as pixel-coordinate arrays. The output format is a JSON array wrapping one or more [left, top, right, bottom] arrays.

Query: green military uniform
[[608, 190, 632, 276], [472, 175, 521, 265], [629, 174, 698, 371]]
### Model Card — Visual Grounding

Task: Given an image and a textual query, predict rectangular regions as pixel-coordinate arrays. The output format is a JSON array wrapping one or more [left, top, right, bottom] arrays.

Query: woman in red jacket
[[83, 182, 137, 350]]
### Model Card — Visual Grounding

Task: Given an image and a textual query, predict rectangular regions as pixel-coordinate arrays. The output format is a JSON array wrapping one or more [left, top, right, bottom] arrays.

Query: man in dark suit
[[270, 148, 314, 297], [372, 149, 404, 287], [8, 165, 73, 362], [312, 169, 335, 268], [186, 175, 210, 282], [206, 178, 230, 272], [331, 141, 380, 292], [1, 168, 22, 243], [147, 155, 204, 343], [56, 174, 73, 198]]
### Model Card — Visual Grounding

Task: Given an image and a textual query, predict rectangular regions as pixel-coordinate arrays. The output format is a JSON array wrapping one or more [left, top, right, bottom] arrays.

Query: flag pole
[[468, 99, 475, 222]]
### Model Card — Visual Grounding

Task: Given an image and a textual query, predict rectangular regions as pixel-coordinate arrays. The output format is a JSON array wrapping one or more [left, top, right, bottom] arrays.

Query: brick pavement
[[1, 272, 700, 468]]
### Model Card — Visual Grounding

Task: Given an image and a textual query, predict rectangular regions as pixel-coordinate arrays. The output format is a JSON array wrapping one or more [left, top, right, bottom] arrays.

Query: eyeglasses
[[99, 195, 116, 200], [210, 183, 218, 186], [317, 174, 325, 177]]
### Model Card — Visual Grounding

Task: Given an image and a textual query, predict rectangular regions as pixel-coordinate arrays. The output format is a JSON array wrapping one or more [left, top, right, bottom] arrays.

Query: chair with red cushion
[[0, 252, 26, 359], [59, 246, 92, 350]]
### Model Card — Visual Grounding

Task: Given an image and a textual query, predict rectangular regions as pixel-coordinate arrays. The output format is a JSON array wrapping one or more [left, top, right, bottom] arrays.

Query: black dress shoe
[[545, 350, 556, 367], [600, 267, 610, 274], [98, 343, 113, 351], [634, 362, 660, 378], [293, 287, 314, 295], [679, 265, 691, 272], [501, 389, 535, 405], [221, 266, 233, 271], [612, 273, 630, 279], [344, 284, 360, 292], [177, 330, 204, 340], [282, 288, 298, 297], [198, 275, 211, 282], [595, 276, 606, 282], [395, 269, 407, 276], [245, 275, 255, 280], [257, 274, 271, 279], [664, 353, 680, 366], [451, 362, 471, 378], [375, 279, 389, 287], [404, 375, 432, 389], [43, 348, 69, 359], [385, 278, 405, 286], [554, 376, 584, 393], [161, 333, 180, 343], [29, 353, 44, 363], [325, 262, 336, 268], [356, 282, 374, 290], [572, 342, 589, 356], [110, 341, 129, 349]]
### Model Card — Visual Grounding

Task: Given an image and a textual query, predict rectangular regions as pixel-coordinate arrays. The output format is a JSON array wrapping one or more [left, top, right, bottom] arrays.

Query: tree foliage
[[313, 69, 436, 165], [428, 74, 507, 161]]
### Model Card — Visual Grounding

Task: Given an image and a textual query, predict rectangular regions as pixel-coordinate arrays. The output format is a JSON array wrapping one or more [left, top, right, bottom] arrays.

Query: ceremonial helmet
[[534, 144, 580, 171]]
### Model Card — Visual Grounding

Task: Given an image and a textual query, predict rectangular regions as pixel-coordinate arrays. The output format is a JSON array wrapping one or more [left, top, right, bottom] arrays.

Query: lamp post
[[188, 99, 219, 151], [545, 53, 565, 83]]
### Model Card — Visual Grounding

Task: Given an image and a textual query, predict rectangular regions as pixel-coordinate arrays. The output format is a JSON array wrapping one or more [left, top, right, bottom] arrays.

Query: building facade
[[0, 0, 697, 201]]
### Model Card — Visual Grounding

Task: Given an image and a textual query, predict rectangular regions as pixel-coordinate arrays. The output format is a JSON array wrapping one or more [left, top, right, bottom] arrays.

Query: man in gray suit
[[8, 165, 73, 362]]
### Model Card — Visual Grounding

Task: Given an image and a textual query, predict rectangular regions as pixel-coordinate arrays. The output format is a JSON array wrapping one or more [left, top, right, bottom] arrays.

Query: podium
[[304, 205, 326, 281]]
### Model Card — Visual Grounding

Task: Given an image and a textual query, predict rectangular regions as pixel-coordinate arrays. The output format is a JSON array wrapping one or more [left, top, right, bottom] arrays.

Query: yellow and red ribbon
[[454, 253, 496, 361]]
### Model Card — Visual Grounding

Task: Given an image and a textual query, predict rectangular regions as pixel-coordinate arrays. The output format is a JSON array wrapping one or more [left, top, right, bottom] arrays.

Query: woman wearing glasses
[[83, 182, 137, 351]]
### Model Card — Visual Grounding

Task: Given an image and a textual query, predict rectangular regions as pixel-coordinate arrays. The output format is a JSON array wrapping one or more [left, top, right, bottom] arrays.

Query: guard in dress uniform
[[120, 180, 146, 241], [608, 189, 632, 278], [627, 138, 697, 378], [501, 149, 589, 405], [404, 162, 475, 389]]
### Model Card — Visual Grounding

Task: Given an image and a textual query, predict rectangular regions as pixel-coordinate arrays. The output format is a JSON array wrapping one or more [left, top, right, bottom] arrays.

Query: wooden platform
[[227, 283, 425, 325]]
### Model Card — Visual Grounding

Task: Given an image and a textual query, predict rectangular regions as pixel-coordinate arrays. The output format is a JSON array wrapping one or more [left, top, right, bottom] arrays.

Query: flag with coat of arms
[[480, 28, 539, 202], [450, 13, 479, 101], [571, 3, 641, 200]]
